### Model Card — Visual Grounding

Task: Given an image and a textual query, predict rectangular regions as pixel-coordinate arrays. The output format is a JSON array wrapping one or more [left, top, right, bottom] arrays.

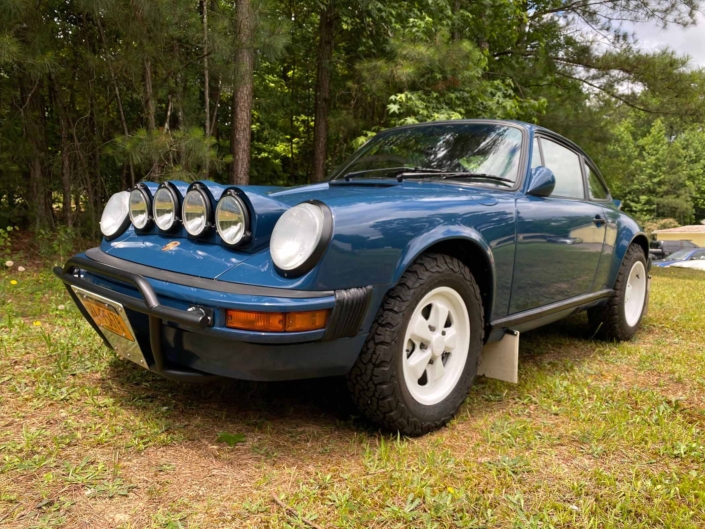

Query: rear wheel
[[588, 243, 648, 341], [346, 254, 484, 436]]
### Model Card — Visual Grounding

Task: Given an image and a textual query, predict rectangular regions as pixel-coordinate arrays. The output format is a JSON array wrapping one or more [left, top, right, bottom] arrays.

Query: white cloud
[[626, 13, 705, 67]]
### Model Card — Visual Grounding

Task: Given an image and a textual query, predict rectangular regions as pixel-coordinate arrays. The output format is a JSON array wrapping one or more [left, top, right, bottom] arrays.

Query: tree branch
[[553, 70, 682, 115]]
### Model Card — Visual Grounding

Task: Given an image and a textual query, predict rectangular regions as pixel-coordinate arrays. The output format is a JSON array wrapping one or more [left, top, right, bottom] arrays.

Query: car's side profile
[[55, 120, 650, 435], [649, 239, 698, 260], [653, 247, 705, 267]]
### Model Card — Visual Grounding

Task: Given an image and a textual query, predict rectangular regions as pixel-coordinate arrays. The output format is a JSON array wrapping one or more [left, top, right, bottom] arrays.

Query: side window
[[531, 138, 542, 169], [585, 162, 609, 200], [540, 138, 585, 199], [690, 250, 705, 261]]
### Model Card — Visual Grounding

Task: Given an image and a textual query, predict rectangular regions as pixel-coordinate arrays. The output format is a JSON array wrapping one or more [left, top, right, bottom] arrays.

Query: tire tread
[[346, 253, 484, 436]]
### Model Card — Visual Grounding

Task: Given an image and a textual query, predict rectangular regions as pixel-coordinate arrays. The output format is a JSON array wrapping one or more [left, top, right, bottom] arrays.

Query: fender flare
[[628, 231, 650, 259], [391, 224, 497, 319]]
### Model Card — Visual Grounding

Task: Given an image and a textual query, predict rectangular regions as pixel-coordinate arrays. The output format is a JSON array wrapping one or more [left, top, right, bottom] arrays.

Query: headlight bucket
[[153, 183, 181, 232], [100, 191, 131, 240], [270, 200, 333, 278], [182, 186, 212, 237], [129, 184, 152, 230], [215, 190, 250, 247]]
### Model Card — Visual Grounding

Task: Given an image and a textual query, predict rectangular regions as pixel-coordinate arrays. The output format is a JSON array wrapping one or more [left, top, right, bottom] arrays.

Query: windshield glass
[[330, 123, 524, 184], [666, 249, 692, 261]]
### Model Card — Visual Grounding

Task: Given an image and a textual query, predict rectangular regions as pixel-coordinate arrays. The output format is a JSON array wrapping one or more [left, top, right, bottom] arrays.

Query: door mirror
[[527, 166, 556, 197], [613, 199, 622, 210]]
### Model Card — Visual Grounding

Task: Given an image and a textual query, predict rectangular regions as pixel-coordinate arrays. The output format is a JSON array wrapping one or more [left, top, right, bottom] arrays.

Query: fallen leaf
[[216, 432, 246, 447]]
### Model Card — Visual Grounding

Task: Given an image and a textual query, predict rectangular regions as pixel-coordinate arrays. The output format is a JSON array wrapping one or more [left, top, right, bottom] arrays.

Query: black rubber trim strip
[[491, 289, 614, 328], [84, 247, 334, 299], [323, 286, 373, 341]]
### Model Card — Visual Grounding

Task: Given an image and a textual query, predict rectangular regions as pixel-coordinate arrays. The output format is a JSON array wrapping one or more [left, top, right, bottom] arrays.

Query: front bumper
[[54, 250, 375, 382]]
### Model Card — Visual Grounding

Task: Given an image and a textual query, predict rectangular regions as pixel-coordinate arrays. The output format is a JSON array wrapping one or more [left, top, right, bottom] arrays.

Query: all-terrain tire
[[588, 243, 648, 341], [346, 253, 484, 436]]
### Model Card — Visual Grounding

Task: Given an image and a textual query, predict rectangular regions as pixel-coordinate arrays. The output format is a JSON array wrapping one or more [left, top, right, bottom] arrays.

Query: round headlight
[[270, 202, 332, 276], [153, 186, 178, 231], [129, 188, 151, 230], [216, 195, 248, 245], [100, 191, 130, 239], [182, 189, 210, 236]]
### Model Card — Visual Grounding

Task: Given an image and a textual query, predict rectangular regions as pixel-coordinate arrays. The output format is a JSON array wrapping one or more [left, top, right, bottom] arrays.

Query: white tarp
[[669, 261, 705, 271]]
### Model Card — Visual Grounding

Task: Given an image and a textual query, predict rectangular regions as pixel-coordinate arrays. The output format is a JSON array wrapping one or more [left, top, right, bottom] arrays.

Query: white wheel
[[401, 286, 471, 406], [624, 260, 647, 327]]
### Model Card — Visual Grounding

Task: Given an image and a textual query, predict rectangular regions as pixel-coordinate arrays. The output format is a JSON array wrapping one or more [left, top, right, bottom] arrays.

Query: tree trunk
[[311, 2, 336, 182], [452, 0, 461, 41], [202, 0, 210, 177], [144, 58, 156, 132], [90, 88, 103, 236], [203, 0, 210, 135], [230, 0, 255, 185], [20, 79, 54, 231], [60, 115, 72, 226], [97, 19, 134, 187], [144, 58, 160, 179]]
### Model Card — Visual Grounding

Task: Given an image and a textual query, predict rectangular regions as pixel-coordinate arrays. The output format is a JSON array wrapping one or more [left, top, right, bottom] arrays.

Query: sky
[[627, 12, 705, 67]]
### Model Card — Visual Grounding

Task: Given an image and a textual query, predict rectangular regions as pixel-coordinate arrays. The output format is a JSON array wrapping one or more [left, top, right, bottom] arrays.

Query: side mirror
[[613, 199, 622, 210], [526, 166, 556, 197]]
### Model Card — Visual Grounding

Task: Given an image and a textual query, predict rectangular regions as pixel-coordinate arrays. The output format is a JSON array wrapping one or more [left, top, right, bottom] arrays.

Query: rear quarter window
[[585, 162, 609, 200]]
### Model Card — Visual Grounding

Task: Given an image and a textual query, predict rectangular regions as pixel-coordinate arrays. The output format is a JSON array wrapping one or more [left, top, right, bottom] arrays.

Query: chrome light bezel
[[182, 186, 212, 237], [152, 183, 181, 232], [129, 184, 153, 231], [215, 189, 251, 247]]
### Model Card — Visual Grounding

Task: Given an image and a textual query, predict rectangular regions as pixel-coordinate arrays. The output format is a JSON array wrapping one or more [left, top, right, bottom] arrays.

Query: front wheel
[[346, 254, 484, 436], [588, 243, 648, 341]]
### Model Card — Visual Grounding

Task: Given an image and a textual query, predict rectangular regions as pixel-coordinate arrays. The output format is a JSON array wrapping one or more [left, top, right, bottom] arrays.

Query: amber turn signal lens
[[285, 310, 329, 332], [225, 309, 328, 332], [226, 310, 285, 332]]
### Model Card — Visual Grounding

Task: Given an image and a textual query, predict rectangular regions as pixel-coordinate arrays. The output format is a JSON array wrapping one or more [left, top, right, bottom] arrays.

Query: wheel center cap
[[431, 335, 445, 355]]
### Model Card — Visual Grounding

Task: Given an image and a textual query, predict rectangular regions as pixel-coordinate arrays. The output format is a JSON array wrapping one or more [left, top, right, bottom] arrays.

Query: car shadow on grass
[[97, 312, 602, 443], [99, 356, 368, 446]]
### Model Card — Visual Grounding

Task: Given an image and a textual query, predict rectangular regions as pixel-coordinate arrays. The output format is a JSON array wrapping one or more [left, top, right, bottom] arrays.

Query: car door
[[509, 136, 607, 314], [584, 158, 618, 292]]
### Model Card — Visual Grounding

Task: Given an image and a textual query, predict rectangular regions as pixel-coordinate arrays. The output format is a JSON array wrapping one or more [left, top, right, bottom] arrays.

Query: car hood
[[264, 180, 502, 208], [100, 180, 505, 282]]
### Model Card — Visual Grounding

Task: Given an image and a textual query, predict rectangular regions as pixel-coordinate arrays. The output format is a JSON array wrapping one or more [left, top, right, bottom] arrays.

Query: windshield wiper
[[396, 171, 514, 187], [341, 166, 443, 181]]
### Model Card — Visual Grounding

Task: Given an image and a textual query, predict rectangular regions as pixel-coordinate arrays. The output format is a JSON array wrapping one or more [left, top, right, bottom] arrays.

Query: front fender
[[392, 225, 495, 285]]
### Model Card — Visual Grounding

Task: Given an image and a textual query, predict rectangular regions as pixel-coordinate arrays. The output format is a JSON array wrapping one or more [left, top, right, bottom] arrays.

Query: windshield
[[330, 123, 524, 184], [666, 249, 692, 261]]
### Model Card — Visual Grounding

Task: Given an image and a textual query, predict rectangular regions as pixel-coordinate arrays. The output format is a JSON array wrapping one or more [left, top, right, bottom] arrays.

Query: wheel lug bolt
[[441, 331, 446, 336], [420, 343, 427, 350], [428, 325, 436, 332]]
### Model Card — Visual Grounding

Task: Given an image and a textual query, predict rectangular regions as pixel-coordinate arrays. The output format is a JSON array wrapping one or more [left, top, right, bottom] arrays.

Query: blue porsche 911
[[55, 120, 650, 435]]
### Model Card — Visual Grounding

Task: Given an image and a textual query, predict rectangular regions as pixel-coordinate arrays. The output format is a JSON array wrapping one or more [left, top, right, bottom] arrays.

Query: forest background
[[2, 0, 705, 242]]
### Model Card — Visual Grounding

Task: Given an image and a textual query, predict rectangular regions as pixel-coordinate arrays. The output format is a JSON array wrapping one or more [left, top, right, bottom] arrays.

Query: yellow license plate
[[82, 297, 135, 341]]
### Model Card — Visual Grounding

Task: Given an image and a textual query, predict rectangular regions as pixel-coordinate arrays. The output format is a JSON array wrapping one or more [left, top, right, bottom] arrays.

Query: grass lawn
[[1, 257, 705, 528]]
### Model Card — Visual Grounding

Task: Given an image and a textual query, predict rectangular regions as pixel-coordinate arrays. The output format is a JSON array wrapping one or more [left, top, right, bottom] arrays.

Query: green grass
[[1, 257, 705, 528]]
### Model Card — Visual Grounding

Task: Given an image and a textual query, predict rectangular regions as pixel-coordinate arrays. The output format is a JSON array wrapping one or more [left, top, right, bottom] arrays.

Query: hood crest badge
[[161, 241, 180, 252]]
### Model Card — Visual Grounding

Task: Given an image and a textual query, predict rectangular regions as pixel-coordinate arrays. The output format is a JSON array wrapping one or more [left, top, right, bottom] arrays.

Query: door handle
[[593, 214, 606, 225]]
